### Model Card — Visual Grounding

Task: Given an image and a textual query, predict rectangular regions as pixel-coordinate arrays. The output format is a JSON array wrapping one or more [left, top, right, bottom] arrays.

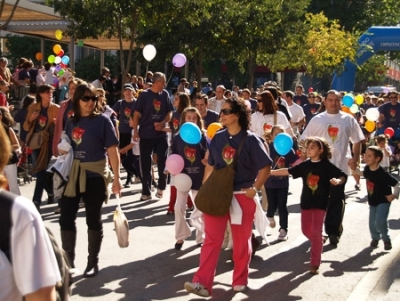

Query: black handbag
[[195, 133, 247, 216]]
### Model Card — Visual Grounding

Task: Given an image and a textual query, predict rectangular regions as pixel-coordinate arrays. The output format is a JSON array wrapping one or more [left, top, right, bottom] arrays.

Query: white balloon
[[143, 44, 157, 62], [365, 107, 380, 122], [55, 56, 62, 64], [350, 104, 359, 114], [174, 173, 192, 192]]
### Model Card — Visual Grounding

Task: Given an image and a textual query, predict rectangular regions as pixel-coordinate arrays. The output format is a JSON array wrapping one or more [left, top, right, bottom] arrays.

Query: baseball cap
[[123, 84, 134, 91]]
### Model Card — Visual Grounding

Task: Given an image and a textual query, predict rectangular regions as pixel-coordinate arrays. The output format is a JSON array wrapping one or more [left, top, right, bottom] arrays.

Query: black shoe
[[329, 234, 339, 246], [251, 234, 260, 258], [123, 180, 131, 188], [384, 240, 392, 250], [83, 264, 99, 277], [175, 241, 184, 250], [370, 239, 379, 248], [166, 211, 174, 215]]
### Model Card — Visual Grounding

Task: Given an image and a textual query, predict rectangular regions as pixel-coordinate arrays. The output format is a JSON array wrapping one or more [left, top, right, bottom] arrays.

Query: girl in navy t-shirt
[[270, 137, 346, 275], [171, 107, 207, 250]]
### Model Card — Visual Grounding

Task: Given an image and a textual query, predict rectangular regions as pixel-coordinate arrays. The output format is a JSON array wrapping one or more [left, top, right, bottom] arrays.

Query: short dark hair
[[367, 146, 383, 163]]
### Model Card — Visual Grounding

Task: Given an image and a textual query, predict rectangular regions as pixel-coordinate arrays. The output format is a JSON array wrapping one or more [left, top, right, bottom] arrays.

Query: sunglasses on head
[[81, 95, 98, 102], [220, 108, 235, 115]]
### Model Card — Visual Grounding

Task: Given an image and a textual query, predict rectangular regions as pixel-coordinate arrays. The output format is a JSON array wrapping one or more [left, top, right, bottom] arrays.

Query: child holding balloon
[[264, 125, 299, 241], [270, 137, 346, 275], [170, 107, 207, 250]]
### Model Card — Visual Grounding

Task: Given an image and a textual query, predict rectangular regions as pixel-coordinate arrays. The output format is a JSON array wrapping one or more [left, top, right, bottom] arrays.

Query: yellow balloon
[[53, 44, 62, 55], [355, 95, 364, 105], [55, 30, 63, 41], [207, 122, 223, 140], [365, 120, 375, 132]]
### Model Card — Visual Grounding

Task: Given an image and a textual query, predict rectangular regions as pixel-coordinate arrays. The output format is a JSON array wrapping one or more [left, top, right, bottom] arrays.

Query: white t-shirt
[[380, 144, 392, 168], [301, 111, 365, 175], [0, 194, 61, 300], [289, 103, 306, 135], [250, 111, 291, 138], [44, 67, 55, 85]]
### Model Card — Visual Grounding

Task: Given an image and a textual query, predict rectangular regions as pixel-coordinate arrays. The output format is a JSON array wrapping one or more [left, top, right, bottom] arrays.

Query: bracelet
[[250, 186, 259, 193]]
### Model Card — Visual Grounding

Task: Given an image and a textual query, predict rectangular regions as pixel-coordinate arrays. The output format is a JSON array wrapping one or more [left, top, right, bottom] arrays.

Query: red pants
[[301, 208, 326, 267], [167, 185, 193, 212], [192, 194, 255, 295]]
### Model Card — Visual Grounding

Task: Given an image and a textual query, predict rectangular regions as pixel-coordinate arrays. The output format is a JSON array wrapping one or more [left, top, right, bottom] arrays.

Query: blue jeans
[[31, 149, 53, 209], [266, 187, 289, 230], [369, 203, 391, 241]]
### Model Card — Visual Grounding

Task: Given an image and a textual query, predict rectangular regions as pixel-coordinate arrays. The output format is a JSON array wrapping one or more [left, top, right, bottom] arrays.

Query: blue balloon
[[179, 122, 201, 144], [342, 95, 354, 107], [61, 55, 70, 65], [273, 133, 293, 156]]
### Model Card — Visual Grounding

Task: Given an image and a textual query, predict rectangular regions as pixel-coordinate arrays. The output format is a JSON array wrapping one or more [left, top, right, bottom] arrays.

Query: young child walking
[[171, 107, 207, 250], [374, 134, 392, 171], [363, 146, 399, 250], [270, 137, 346, 275], [265, 125, 299, 241]]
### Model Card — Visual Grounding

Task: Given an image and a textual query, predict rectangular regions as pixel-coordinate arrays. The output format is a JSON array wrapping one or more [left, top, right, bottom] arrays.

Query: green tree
[[51, 0, 140, 81]]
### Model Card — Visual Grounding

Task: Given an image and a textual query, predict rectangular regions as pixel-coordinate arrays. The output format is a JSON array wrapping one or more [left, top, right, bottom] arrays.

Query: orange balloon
[[35, 52, 42, 61], [342, 106, 350, 113], [365, 120, 375, 132], [207, 122, 223, 140], [53, 44, 62, 55]]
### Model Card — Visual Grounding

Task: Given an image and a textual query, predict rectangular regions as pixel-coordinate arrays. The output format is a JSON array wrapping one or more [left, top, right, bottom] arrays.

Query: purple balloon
[[172, 53, 187, 67], [54, 65, 61, 72]]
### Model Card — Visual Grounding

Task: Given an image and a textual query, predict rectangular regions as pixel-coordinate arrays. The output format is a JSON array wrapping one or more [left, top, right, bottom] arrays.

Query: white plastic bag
[[113, 196, 129, 248]]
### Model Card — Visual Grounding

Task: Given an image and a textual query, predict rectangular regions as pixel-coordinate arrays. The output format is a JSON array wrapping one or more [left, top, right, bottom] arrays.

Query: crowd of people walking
[[0, 56, 399, 299]]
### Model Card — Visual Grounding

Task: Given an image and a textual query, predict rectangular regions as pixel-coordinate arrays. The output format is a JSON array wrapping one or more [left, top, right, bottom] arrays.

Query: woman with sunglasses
[[24, 84, 59, 210], [303, 93, 321, 126], [185, 98, 271, 297], [58, 82, 122, 278]]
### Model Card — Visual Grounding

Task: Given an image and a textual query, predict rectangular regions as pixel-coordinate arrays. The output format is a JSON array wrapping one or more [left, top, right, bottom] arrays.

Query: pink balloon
[[172, 53, 187, 67], [166, 154, 184, 175]]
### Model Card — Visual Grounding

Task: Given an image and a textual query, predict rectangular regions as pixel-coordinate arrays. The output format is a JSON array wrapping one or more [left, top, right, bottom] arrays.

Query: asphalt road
[[19, 170, 400, 301]]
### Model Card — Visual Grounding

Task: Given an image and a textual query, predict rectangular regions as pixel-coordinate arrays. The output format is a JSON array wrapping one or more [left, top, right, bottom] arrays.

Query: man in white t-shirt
[[282, 90, 305, 136], [0, 192, 61, 301], [208, 85, 226, 114], [301, 89, 364, 246]]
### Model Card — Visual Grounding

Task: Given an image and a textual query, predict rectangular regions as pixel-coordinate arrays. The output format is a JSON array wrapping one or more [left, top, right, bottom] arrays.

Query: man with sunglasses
[[378, 91, 400, 139]]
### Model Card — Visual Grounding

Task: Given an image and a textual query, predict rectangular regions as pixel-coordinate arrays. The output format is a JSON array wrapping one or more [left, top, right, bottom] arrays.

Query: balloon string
[[272, 156, 283, 169], [166, 67, 175, 85]]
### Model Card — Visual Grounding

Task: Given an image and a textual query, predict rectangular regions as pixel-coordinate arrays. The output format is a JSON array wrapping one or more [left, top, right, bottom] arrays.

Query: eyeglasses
[[220, 108, 235, 115], [81, 95, 98, 102]]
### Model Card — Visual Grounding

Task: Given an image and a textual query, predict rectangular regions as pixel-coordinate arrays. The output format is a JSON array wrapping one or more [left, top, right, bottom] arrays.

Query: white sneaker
[[155, 189, 163, 198], [268, 217, 276, 228], [278, 229, 288, 241], [233, 285, 246, 292], [140, 194, 152, 201], [184, 282, 209, 297]]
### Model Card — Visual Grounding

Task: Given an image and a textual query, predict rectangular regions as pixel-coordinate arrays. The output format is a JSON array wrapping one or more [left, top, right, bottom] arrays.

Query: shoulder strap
[[274, 112, 277, 125], [232, 132, 247, 169], [0, 190, 14, 262]]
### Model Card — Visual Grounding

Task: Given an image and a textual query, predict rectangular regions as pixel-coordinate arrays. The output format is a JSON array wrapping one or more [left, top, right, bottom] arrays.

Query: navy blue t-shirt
[[265, 143, 298, 189], [63, 100, 74, 128], [202, 109, 220, 129], [172, 133, 207, 190], [134, 89, 173, 139], [35, 107, 49, 132], [294, 94, 308, 107], [169, 111, 181, 137], [112, 99, 136, 134], [65, 114, 119, 163], [303, 103, 321, 124], [363, 165, 398, 207], [378, 102, 400, 129], [208, 129, 272, 191], [289, 159, 346, 210], [14, 108, 28, 142]]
